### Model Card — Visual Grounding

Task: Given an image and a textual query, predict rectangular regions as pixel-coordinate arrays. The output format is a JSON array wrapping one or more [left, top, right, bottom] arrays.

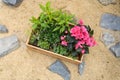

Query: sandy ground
[[0, 0, 120, 80]]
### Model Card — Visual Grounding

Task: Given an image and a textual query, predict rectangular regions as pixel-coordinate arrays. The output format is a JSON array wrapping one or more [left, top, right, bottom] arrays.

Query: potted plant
[[26, 2, 96, 65]]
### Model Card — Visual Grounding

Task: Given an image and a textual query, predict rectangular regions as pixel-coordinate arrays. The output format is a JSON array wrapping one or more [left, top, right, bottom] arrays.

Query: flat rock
[[0, 35, 20, 57], [98, 0, 116, 6], [100, 13, 120, 30], [48, 60, 70, 80], [2, 0, 23, 6], [0, 25, 8, 33], [110, 42, 120, 57], [101, 32, 115, 46], [78, 62, 85, 75]]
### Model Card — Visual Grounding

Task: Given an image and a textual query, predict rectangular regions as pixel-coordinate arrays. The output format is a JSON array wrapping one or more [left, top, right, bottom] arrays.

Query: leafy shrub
[[29, 2, 75, 49]]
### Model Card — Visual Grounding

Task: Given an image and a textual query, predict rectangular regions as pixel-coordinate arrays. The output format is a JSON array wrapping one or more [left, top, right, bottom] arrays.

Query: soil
[[0, 0, 120, 80]]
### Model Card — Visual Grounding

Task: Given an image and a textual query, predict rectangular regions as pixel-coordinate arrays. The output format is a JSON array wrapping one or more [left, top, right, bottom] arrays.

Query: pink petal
[[79, 19, 84, 25], [81, 49, 85, 54], [61, 41, 67, 46]]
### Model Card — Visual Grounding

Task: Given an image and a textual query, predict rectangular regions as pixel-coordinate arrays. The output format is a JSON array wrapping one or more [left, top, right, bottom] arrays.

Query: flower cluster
[[70, 24, 96, 48], [61, 36, 67, 46], [60, 20, 96, 55]]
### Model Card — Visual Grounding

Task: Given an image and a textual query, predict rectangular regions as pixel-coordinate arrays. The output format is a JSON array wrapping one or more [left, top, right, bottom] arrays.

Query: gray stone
[[98, 0, 116, 6], [48, 60, 70, 80], [100, 13, 120, 31], [110, 42, 120, 57], [101, 32, 115, 46], [2, 0, 23, 6], [78, 62, 85, 75], [0, 25, 8, 33], [0, 35, 20, 57]]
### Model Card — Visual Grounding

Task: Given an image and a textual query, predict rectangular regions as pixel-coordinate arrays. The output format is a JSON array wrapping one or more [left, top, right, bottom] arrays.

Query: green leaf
[[71, 51, 78, 57], [68, 27, 70, 32], [32, 24, 38, 30], [90, 30, 94, 37], [84, 47, 89, 54], [52, 27, 60, 32], [39, 13, 45, 22], [76, 48, 82, 53], [85, 25, 91, 32], [39, 4, 46, 12], [30, 16, 39, 24], [37, 41, 50, 50], [59, 46, 68, 55], [29, 35, 37, 44], [46, 1, 51, 9], [60, 26, 65, 33], [69, 37, 76, 43], [41, 23, 49, 28], [53, 45, 57, 52], [59, 20, 65, 25], [67, 43, 73, 51], [55, 45, 60, 53]]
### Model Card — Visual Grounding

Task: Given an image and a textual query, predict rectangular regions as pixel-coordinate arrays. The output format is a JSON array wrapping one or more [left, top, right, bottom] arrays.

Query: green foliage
[[29, 2, 75, 53], [53, 45, 68, 55], [29, 34, 37, 44], [30, 17, 40, 30], [37, 41, 50, 50], [85, 25, 94, 37]]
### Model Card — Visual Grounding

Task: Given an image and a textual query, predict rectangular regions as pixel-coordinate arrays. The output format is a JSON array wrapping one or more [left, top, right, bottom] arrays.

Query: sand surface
[[0, 0, 120, 80]]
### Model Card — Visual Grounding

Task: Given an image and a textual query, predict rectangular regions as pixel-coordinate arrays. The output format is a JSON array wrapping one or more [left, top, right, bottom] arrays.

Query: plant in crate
[[28, 2, 96, 63]]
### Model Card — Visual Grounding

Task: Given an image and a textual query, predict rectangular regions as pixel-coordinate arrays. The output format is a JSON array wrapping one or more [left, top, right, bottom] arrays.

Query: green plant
[[29, 2, 75, 50]]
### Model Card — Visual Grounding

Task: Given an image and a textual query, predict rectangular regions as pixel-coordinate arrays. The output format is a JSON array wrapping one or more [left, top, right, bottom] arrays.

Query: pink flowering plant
[[58, 20, 96, 60]]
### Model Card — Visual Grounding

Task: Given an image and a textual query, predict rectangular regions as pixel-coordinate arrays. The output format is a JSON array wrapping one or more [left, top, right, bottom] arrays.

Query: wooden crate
[[26, 35, 83, 65]]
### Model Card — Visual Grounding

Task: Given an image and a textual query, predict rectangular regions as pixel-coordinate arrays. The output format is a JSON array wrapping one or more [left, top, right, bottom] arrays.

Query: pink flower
[[75, 41, 83, 49], [79, 19, 84, 25], [81, 49, 85, 54], [60, 36, 64, 40], [64, 35, 66, 38], [70, 25, 89, 40], [86, 37, 97, 47], [81, 26, 87, 32], [59, 19, 97, 56], [60, 36, 66, 40], [90, 37, 97, 46], [70, 26, 81, 39], [65, 30, 68, 34], [70, 26, 80, 34], [61, 41, 68, 46], [83, 32, 89, 40]]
